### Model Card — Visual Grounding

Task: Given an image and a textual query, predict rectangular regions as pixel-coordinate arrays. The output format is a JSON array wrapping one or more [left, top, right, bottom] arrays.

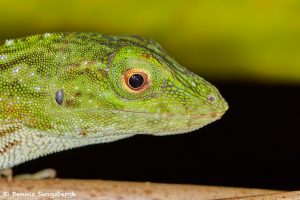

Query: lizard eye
[[129, 74, 144, 88], [123, 70, 149, 92]]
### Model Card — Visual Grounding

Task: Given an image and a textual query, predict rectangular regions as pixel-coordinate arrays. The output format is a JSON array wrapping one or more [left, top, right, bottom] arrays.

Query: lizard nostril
[[208, 95, 216, 103]]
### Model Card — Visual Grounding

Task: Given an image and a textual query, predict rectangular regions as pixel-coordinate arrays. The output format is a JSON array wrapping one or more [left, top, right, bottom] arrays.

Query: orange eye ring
[[123, 69, 150, 93]]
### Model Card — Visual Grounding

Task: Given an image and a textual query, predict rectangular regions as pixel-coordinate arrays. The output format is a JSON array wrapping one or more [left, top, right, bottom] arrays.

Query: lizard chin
[[144, 111, 227, 136]]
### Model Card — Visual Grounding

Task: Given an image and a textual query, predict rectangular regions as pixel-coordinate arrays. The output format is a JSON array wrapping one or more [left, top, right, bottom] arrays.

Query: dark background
[[14, 81, 300, 191]]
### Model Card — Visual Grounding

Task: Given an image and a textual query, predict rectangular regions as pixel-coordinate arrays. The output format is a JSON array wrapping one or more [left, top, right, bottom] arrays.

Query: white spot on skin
[[12, 67, 20, 75], [5, 39, 14, 46], [191, 81, 196, 87], [30, 72, 35, 77], [44, 33, 51, 37], [0, 55, 8, 61], [34, 86, 40, 91], [104, 68, 109, 72]]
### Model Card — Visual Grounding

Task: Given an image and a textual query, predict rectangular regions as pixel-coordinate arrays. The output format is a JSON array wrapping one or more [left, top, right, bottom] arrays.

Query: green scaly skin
[[0, 32, 228, 169]]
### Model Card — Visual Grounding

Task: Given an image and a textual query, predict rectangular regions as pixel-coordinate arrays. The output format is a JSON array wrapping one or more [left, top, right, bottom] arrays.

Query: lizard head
[[0, 33, 229, 169], [0, 33, 227, 139], [104, 44, 228, 135], [36, 34, 228, 138], [0, 33, 228, 168]]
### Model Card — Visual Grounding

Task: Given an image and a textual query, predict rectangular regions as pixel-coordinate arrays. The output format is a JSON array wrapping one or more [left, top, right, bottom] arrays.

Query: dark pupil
[[129, 74, 144, 89]]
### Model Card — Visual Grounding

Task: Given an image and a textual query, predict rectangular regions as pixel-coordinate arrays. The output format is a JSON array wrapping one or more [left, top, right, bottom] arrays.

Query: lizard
[[0, 32, 228, 170]]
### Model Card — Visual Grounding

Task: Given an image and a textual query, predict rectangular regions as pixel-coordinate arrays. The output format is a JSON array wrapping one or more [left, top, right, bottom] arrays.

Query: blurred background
[[2, 0, 300, 190]]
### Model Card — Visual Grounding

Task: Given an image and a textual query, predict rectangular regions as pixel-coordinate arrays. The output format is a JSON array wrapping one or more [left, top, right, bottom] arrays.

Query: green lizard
[[0, 32, 228, 169]]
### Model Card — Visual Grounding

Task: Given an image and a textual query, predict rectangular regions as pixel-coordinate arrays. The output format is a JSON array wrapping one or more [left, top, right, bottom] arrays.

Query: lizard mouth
[[111, 108, 226, 120]]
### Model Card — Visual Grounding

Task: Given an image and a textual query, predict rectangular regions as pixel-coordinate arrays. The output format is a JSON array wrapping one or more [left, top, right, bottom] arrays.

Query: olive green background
[[1, 0, 299, 83]]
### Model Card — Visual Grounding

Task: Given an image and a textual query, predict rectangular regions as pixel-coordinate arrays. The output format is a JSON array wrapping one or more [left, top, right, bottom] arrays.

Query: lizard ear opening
[[55, 89, 64, 105]]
